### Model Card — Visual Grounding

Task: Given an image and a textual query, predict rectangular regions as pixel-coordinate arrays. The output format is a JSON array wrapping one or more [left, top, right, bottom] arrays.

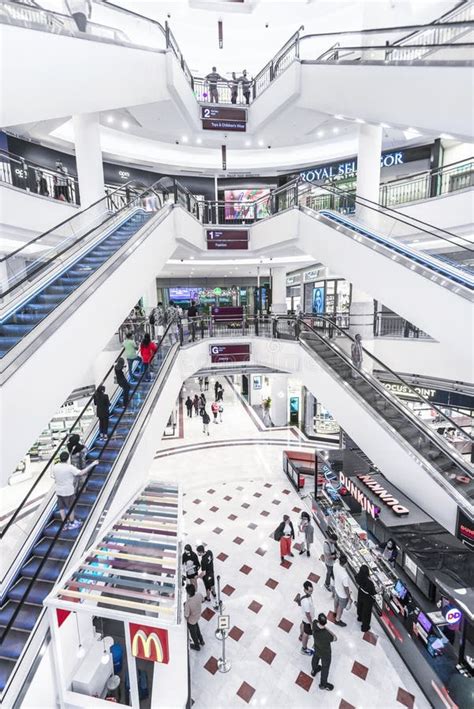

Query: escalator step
[[7, 579, 53, 606], [0, 602, 41, 632], [0, 629, 30, 660], [20, 557, 64, 582], [43, 521, 81, 539], [33, 538, 74, 560], [0, 658, 16, 692], [52, 504, 91, 521]]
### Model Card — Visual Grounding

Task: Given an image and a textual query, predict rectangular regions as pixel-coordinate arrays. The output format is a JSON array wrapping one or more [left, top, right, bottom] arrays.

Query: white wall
[[372, 338, 468, 382], [443, 141, 474, 165], [0, 183, 77, 237], [396, 188, 474, 231]]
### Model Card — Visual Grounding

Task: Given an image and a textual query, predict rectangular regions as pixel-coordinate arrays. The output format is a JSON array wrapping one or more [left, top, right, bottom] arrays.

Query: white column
[[271, 267, 287, 314], [72, 113, 105, 208], [143, 278, 158, 311], [355, 123, 382, 228], [267, 374, 288, 426]]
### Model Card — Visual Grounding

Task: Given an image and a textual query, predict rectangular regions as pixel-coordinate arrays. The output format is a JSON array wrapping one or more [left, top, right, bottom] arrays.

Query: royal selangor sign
[[298, 144, 431, 184], [339, 472, 410, 518]]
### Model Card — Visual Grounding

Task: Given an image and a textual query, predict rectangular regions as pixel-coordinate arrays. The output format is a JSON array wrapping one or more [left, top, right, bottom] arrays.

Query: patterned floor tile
[[193, 499, 202, 504], [260, 510, 270, 517], [217, 552, 228, 561], [255, 547, 267, 556], [228, 514, 238, 521], [194, 518, 204, 525], [248, 522, 258, 530], [295, 671, 313, 691], [233, 536, 244, 545], [201, 607, 216, 621], [272, 499, 281, 505], [241, 502, 250, 509], [265, 578, 279, 590], [264, 483, 272, 488], [363, 630, 378, 646], [236, 682, 255, 704], [240, 564, 252, 575], [253, 492, 262, 498], [207, 489, 215, 494], [210, 506, 219, 512], [352, 660, 369, 680], [281, 559, 292, 569], [248, 600, 263, 614], [229, 625, 244, 641], [204, 656, 218, 675], [339, 700, 356, 709], [224, 495, 232, 501], [278, 617, 293, 633], [259, 646, 276, 665], [397, 688, 415, 709], [222, 584, 235, 596], [308, 572, 320, 583], [213, 527, 223, 534]]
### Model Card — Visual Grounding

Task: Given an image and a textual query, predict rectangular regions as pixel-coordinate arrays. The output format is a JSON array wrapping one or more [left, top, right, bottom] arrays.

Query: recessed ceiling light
[[355, 118, 365, 124], [380, 122, 391, 129], [182, 136, 188, 143], [245, 140, 251, 147], [190, 256, 195, 260], [334, 114, 344, 120], [404, 127, 421, 139], [317, 130, 324, 138], [258, 140, 264, 147], [121, 120, 129, 129], [106, 115, 114, 124], [196, 137, 202, 144], [332, 127, 339, 134]]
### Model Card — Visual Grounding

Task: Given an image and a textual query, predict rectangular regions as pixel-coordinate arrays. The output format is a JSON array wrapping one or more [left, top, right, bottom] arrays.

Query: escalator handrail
[[0, 346, 125, 539], [287, 315, 474, 450], [0, 179, 175, 303], [299, 20, 474, 44], [312, 39, 474, 61], [391, 0, 472, 46], [0, 320, 175, 646]]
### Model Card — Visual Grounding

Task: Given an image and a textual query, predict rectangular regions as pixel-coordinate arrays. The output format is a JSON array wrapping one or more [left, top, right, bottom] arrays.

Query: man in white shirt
[[51, 450, 98, 529], [333, 554, 351, 627], [66, 0, 92, 33], [299, 581, 315, 655]]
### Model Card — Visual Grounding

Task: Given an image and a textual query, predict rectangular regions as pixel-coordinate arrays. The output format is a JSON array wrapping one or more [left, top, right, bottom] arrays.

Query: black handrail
[[0, 147, 79, 182], [391, 0, 471, 45], [0, 321, 175, 645], [300, 20, 474, 43], [314, 41, 474, 61], [0, 346, 124, 539], [287, 314, 473, 446]]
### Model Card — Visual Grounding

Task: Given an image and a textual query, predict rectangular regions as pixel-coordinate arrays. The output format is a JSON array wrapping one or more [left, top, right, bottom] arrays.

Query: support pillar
[[355, 123, 382, 228], [271, 267, 287, 315], [72, 113, 105, 208], [267, 374, 288, 427], [143, 278, 158, 311]]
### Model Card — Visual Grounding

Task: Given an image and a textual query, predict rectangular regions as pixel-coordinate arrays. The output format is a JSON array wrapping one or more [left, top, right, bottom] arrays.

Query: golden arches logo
[[130, 625, 169, 664]]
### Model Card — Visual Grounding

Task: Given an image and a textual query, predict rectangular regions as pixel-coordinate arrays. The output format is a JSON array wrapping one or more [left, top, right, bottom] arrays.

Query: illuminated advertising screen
[[169, 287, 200, 301], [224, 189, 270, 221], [312, 286, 325, 314]]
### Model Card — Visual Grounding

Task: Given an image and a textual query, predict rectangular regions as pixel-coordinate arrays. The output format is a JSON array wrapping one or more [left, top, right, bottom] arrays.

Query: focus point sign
[[130, 623, 169, 664]]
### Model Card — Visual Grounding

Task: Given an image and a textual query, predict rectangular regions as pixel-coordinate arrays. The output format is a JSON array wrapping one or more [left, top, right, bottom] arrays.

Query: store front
[[311, 449, 474, 709], [302, 388, 341, 444], [302, 276, 351, 324], [285, 273, 302, 313]]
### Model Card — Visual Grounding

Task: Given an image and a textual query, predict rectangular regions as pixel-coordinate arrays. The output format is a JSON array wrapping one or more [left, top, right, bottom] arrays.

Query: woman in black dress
[[182, 544, 200, 590], [355, 564, 376, 632]]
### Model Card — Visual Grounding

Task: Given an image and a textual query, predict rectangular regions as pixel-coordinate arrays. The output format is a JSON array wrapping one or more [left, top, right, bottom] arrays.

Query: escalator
[[0, 325, 176, 694], [277, 317, 474, 508]]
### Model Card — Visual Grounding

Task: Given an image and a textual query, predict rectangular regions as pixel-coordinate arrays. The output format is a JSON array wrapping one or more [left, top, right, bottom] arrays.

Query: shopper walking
[[216, 383, 224, 402], [211, 400, 219, 424], [274, 514, 295, 564], [51, 451, 98, 528], [185, 396, 194, 418], [298, 511, 314, 557], [202, 409, 211, 436], [193, 394, 199, 416], [153, 302, 167, 339], [184, 584, 205, 651], [198, 377, 204, 392], [67, 433, 88, 493], [182, 544, 200, 590], [123, 332, 140, 380], [197, 544, 217, 604], [94, 385, 110, 440], [140, 333, 157, 382], [333, 554, 352, 627], [114, 357, 131, 409], [66, 0, 92, 32], [204, 376, 209, 392], [355, 564, 376, 632], [311, 613, 337, 691], [323, 531, 338, 591], [166, 300, 180, 344], [297, 581, 315, 655], [199, 393, 206, 415], [218, 403, 224, 422], [350, 333, 363, 378], [187, 300, 199, 342], [214, 380, 220, 399], [205, 66, 224, 103]]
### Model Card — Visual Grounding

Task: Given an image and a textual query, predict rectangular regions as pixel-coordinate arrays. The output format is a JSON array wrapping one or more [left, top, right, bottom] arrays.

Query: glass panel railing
[[0, 149, 80, 205]]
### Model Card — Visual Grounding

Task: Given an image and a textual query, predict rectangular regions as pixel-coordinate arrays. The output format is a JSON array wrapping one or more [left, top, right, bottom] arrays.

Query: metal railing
[[0, 149, 80, 205]]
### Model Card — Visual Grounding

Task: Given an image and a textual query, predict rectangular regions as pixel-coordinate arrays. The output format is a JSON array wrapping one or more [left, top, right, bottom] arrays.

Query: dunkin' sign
[[339, 473, 409, 518], [129, 623, 169, 663]]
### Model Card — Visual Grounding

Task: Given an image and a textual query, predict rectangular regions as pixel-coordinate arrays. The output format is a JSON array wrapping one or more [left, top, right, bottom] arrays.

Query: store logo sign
[[304, 269, 323, 282], [130, 623, 169, 663], [119, 170, 130, 179], [300, 152, 404, 183], [444, 607, 462, 625], [339, 473, 409, 517]]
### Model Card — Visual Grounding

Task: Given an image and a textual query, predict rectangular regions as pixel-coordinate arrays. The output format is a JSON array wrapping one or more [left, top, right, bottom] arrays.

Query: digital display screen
[[394, 580, 408, 601], [224, 189, 270, 221], [312, 286, 325, 314], [169, 287, 199, 301], [417, 611, 433, 635]]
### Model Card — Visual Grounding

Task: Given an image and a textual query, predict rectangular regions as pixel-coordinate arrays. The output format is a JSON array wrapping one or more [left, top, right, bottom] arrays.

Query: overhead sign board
[[202, 118, 246, 132], [201, 106, 247, 122], [206, 229, 249, 250], [210, 343, 250, 363]]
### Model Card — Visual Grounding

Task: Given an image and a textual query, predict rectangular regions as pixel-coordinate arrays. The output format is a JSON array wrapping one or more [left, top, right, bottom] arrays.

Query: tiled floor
[[150, 376, 430, 709]]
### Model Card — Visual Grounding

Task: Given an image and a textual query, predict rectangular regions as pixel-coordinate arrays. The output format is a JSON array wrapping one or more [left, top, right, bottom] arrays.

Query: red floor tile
[[241, 502, 250, 509], [272, 499, 281, 505], [260, 510, 270, 517], [222, 584, 235, 596], [248, 600, 262, 614], [193, 499, 202, 504], [233, 536, 244, 545], [352, 661, 369, 680], [248, 522, 258, 530], [213, 527, 223, 534], [228, 514, 237, 521], [229, 625, 244, 641], [295, 671, 313, 691], [210, 506, 219, 512], [327, 610, 336, 623], [237, 486, 244, 491], [282, 489, 291, 495], [236, 682, 255, 704], [201, 607, 216, 621], [207, 489, 216, 494], [255, 547, 267, 556], [292, 506, 302, 513], [217, 552, 228, 561], [224, 495, 232, 501], [259, 646, 276, 664], [278, 617, 293, 632], [240, 564, 252, 575], [194, 518, 204, 525], [308, 572, 320, 583], [264, 483, 272, 488], [363, 630, 378, 646], [204, 656, 218, 675], [266, 578, 279, 590], [281, 559, 292, 569], [339, 700, 356, 709], [253, 492, 262, 498], [397, 688, 415, 709]]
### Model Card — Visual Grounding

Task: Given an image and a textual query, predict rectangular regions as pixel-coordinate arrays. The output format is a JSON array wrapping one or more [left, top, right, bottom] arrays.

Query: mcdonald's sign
[[129, 623, 169, 664]]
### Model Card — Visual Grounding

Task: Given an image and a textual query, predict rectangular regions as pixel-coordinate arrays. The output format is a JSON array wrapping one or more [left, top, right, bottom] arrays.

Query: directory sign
[[201, 106, 247, 122], [206, 229, 249, 250], [202, 118, 246, 132], [210, 343, 250, 363]]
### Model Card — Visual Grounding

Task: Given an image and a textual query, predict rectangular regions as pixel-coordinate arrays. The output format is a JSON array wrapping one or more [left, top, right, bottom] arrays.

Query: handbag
[[274, 525, 283, 542]]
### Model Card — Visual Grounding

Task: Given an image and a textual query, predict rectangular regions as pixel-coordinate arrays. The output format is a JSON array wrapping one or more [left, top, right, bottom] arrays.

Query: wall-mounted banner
[[210, 343, 250, 363], [130, 623, 169, 664]]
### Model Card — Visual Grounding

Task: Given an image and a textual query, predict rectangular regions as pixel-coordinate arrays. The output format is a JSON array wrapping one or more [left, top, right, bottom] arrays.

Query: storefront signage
[[383, 383, 436, 400], [206, 229, 249, 250], [130, 623, 169, 664], [201, 106, 247, 122], [443, 606, 462, 625], [304, 268, 324, 283], [456, 508, 474, 548], [339, 473, 410, 517], [210, 343, 250, 363], [286, 274, 301, 286]]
